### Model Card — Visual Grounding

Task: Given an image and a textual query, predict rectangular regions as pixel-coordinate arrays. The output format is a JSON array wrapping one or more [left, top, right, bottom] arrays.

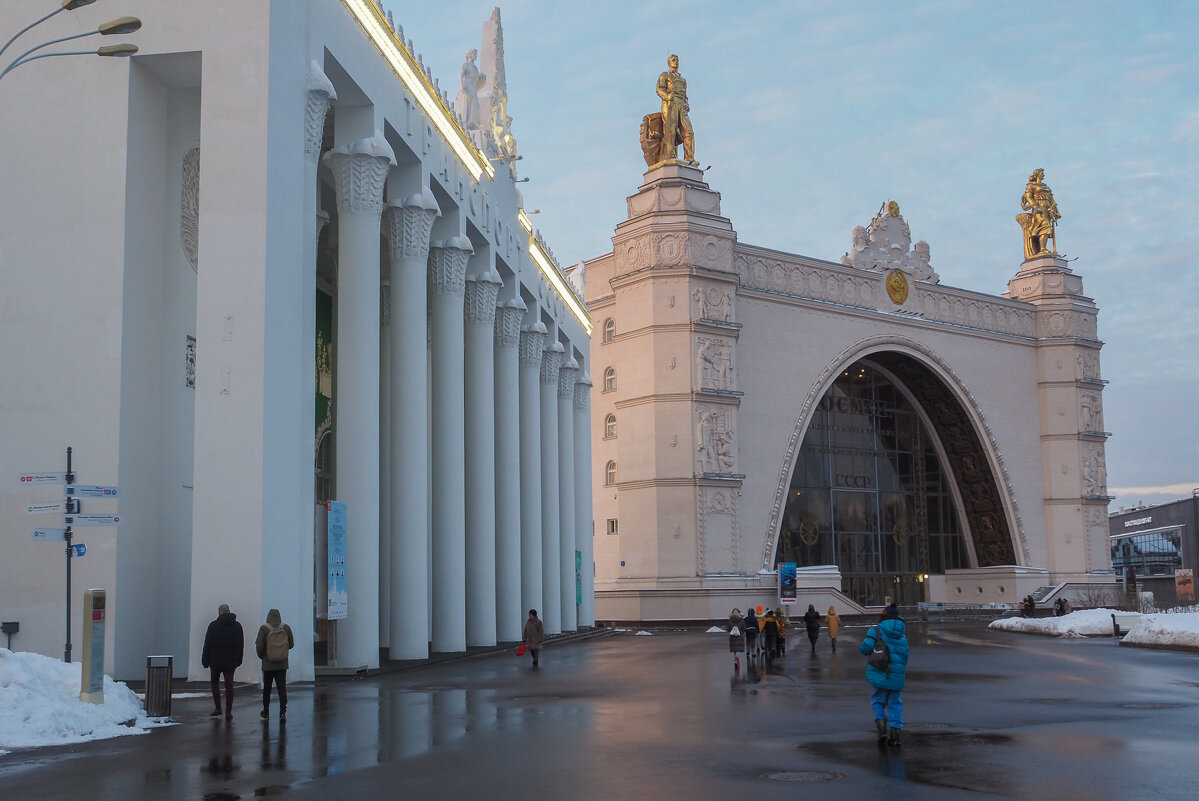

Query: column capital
[[323, 133, 396, 218], [558, 357, 579, 398], [540, 341, 565, 385], [384, 187, 441, 263], [305, 61, 337, 163], [428, 236, 473, 297], [465, 270, 503, 324], [495, 298, 527, 348], [574, 373, 592, 411], [519, 323, 547, 368]]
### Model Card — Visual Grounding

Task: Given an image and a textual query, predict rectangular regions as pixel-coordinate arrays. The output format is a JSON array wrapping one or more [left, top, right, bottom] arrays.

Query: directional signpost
[[16, 447, 119, 663]]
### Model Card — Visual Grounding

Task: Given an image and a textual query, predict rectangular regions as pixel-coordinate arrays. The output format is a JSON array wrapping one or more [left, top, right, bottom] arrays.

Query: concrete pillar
[[574, 375, 595, 627], [323, 133, 395, 669], [464, 269, 503, 647], [557, 358, 579, 632], [379, 280, 391, 648], [296, 63, 335, 681], [382, 189, 439, 660], [429, 237, 473, 653], [518, 324, 547, 619], [494, 299, 526, 642], [539, 341, 565, 635]]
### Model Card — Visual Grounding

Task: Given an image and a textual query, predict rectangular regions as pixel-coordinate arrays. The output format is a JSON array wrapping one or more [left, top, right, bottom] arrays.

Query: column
[[557, 358, 579, 632], [518, 323, 547, 619], [464, 269, 502, 647], [494, 299, 526, 642], [383, 189, 440, 660], [379, 280, 391, 648], [539, 341, 565, 635], [323, 133, 395, 669], [574, 375, 595, 627], [299, 63, 335, 681], [429, 236, 473, 653]]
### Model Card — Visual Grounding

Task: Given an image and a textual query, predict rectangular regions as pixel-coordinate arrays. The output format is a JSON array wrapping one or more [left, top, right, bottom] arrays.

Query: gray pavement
[[3, 622, 1198, 800]]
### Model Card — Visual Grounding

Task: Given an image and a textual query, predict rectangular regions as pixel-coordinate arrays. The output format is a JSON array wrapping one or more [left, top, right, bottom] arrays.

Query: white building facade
[[584, 164, 1111, 620], [0, 0, 592, 681]]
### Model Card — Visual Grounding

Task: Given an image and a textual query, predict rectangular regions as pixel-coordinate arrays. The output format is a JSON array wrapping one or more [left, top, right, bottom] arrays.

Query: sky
[[383, 0, 1198, 512]]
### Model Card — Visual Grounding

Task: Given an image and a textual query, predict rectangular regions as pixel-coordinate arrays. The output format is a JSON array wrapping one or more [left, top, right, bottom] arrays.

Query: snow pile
[[989, 608, 1124, 637], [1122, 612, 1199, 648], [635, 630, 653, 636], [706, 626, 726, 633], [0, 648, 159, 754]]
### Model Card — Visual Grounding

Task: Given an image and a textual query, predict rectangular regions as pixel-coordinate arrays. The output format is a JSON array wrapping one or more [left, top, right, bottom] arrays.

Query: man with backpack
[[859, 602, 910, 747], [255, 608, 294, 721]]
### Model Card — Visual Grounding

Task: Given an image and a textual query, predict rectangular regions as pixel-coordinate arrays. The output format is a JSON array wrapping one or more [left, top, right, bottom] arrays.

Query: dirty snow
[[990, 607, 1199, 647], [0, 648, 167, 754]]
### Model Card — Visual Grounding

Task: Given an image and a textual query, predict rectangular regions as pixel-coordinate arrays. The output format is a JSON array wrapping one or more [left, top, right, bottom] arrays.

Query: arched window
[[604, 367, 616, 392], [604, 413, 617, 438], [603, 318, 616, 343], [605, 460, 617, 486]]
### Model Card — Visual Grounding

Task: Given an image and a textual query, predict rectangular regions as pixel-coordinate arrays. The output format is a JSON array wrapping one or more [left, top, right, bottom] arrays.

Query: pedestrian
[[826, 605, 841, 652], [761, 608, 779, 658], [774, 608, 787, 655], [859, 602, 910, 746], [743, 607, 759, 657], [522, 608, 544, 667], [201, 603, 244, 720], [1060, 598, 1072, 615], [802, 604, 821, 654], [1052, 598, 1063, 616], [728, 608, 746, 670], [255, 608, 294, 721]]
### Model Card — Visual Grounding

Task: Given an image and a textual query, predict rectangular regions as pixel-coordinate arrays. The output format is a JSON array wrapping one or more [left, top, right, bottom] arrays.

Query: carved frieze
[[180, 147, 200, 273], [696, 336, 734, 391], [696, 405, 735, 475], [692, 285, 733, 322]]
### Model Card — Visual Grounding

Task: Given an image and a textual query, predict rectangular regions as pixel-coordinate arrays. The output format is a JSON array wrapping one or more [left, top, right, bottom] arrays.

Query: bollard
[[145, 655, 173, 717]]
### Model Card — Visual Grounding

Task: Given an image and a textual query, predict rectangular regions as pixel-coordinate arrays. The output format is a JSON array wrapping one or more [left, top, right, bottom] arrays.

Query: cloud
[[1110, 483, 1199, 497]]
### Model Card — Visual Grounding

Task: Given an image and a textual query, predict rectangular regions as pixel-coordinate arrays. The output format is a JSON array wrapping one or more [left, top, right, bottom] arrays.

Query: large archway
[[772, 353, 1017, 606]]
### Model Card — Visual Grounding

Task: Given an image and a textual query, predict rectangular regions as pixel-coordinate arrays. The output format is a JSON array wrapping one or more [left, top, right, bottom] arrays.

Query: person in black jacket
[[802, 604, 822, 654], [201, 603, 244, 720]]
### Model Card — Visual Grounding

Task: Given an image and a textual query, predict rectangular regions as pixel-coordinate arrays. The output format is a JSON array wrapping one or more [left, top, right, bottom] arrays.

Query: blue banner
[[328, 501, 347, 620], [779, 562, 797, 604]]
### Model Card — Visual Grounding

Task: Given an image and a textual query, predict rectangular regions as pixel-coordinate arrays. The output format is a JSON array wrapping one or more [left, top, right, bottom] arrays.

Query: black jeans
[[209, 667, 235, 715], [262, 669, 287, 711]]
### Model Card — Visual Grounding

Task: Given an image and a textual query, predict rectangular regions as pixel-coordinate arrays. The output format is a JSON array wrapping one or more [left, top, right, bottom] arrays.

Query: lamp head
[[97, 43, 138, 57], [63, 0, 99, 10], [100, 17, 142, 35]]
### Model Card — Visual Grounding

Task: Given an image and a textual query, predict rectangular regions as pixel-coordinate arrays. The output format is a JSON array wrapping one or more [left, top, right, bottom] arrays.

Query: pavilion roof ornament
[[840, 200, 939, 284]]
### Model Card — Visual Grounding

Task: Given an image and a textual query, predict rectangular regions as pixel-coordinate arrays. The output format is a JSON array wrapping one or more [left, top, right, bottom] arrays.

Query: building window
[[606, 460, 617, 485], [603, 318, 615, 342], [605, 413, 617, 438], [604, 367, 616, 392], [1111, 529, 1183, 578], [607, 518, 619, 535]]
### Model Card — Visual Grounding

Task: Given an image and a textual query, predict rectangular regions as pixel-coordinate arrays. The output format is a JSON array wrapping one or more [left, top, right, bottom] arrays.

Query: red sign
[[92, 610, 105, 621]]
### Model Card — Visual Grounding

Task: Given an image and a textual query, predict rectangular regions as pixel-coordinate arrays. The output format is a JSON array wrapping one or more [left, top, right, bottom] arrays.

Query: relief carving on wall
[[693, 285, 733, 321], [1082, 442, 1108, 497], [1079, 391, 1104, 433], [181, 147, 200, 273], [696, 406, 735, 474], [696, 336, 734, 391], [697, 486, 739, 574]]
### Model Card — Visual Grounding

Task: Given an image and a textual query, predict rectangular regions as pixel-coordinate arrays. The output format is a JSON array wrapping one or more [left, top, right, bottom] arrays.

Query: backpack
[[866, 625, 891, 673], [265, 625, 289, 663]]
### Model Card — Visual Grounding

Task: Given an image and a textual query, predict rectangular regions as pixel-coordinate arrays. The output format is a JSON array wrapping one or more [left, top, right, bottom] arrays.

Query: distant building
[[583, 164, 1113, 620], [1109, 496, 1199, 606]]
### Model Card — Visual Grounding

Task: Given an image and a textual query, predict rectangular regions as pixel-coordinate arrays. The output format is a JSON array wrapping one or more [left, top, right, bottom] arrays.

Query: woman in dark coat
[[802, 604, 821, 654]]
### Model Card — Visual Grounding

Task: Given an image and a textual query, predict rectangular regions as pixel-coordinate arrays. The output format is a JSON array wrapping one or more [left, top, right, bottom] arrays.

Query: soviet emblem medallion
[[885, 269, 909, 305]]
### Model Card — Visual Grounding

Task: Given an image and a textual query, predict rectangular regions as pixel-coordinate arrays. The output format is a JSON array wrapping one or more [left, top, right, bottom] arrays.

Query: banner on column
[[328, 500, 348, 620], [778, 562, 797, 605]]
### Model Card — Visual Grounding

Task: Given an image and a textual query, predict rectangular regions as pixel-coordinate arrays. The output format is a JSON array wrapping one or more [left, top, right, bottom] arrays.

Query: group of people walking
[[727, 601, 909, 746], [200, 604, 295, 722]]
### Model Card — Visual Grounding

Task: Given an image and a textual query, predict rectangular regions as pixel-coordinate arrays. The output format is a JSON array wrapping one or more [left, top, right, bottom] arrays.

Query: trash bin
[[145, 655, 173, 717]]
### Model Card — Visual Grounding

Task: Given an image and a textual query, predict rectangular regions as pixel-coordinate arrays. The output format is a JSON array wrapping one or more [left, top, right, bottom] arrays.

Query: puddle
[[761, 770, 841, 782]]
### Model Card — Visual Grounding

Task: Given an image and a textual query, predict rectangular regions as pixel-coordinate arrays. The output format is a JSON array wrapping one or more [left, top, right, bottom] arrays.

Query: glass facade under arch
[[774, 362, 970, 606]]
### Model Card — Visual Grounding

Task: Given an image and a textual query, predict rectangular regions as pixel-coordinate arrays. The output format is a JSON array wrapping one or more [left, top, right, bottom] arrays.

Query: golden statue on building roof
[[1016, 168, 1061, 260], [639, 54, 696, 168]]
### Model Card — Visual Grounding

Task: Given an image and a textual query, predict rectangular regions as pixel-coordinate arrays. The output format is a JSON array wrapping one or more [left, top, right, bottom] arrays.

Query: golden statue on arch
[[640, 54, 696, 168], [1016, 168, 1061, 260]]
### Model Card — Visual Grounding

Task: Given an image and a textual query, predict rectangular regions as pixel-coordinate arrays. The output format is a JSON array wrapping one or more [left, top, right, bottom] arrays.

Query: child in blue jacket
[[859, 603, 910, 746]]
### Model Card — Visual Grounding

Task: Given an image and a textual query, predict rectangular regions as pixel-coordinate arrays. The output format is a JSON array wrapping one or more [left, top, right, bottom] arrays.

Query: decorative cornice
[[574, 374, 592, 411], [540, 341, 565, 384], [428, 236, 473, 297], [519, 323, 547, 367], [304, 61, 337, 163], [180, 147, 200, 273], [384, 187, 441, 263], [465, 270, 502, 324], [558, 358, 579, 398], [323, 133, 396, 218], [495, 298, 527, 347]]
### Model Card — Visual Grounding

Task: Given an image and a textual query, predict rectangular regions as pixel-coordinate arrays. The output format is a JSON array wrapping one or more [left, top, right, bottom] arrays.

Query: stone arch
[[761, 335, 1028, 571]]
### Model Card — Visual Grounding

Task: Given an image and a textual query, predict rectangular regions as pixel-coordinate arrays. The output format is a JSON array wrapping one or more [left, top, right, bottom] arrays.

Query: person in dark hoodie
[[859, 602, 910, 746], [802, 604, 822, 654], [201, 603, 244, 720], [743, 607, 759, 657], [255, 608, 294, 721]]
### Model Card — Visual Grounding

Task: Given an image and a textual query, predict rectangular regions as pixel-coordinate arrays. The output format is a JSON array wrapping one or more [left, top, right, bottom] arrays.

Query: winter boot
[[875, 719, 888, 744], [887, 727, 902, 747]]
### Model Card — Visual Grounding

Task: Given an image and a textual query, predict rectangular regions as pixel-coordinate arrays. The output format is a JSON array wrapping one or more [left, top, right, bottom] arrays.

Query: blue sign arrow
[[71, 543, 87, 557]]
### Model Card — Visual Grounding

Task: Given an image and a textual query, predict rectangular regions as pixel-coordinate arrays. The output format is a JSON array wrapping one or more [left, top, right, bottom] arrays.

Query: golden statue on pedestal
[[1016, 168, 1061, 260], [640, 54, 696, 168]]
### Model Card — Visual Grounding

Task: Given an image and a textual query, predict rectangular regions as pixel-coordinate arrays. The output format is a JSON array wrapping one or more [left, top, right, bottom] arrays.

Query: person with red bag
[[522, 609, 544, 667]]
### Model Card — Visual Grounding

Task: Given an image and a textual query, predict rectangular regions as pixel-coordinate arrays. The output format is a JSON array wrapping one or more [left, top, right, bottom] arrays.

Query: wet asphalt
[[3, 622, 1198, 801]]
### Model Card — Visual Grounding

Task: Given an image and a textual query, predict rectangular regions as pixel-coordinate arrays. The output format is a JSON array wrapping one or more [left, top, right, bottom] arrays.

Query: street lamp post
[[0, 1, 140, 83]]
